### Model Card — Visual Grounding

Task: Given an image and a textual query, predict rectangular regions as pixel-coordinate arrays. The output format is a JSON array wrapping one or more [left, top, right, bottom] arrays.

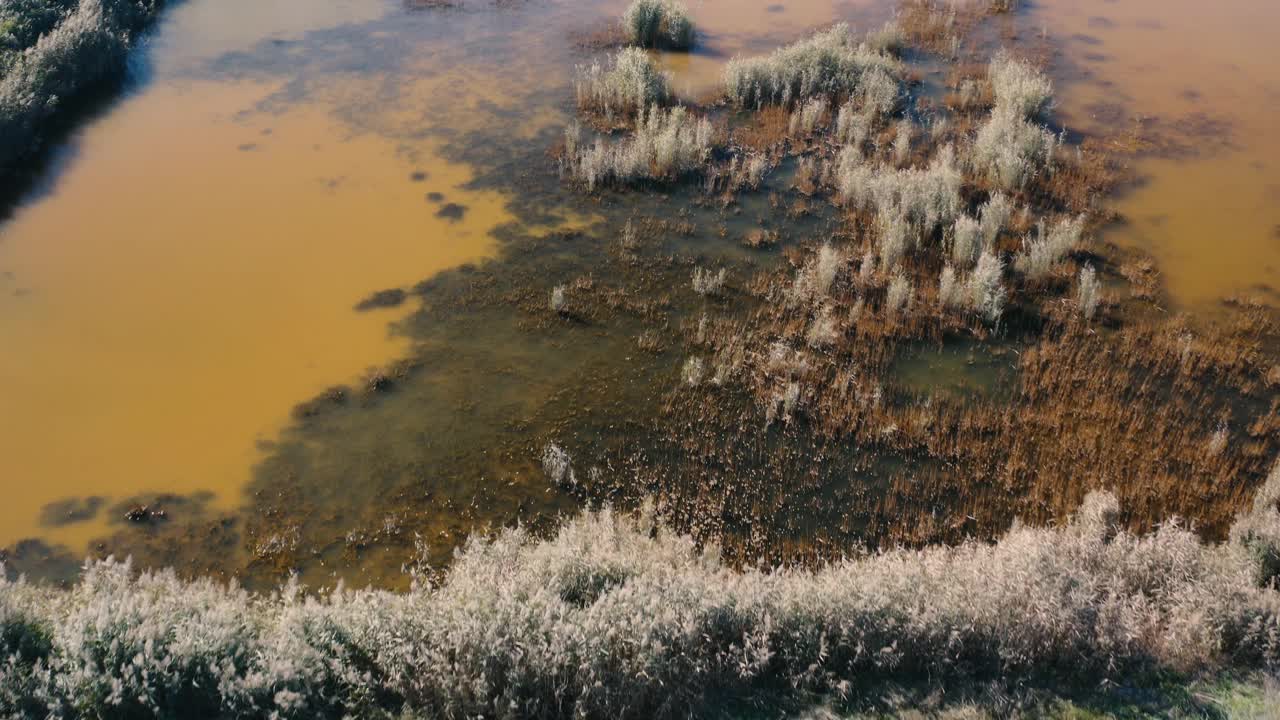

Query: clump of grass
[[723, 23, 901, 109], [837, 146, 964, 269], [566, 104, 713, 190], [620, 0, 694, 50], [790, 243, 845, 304], [575, 47, 670, 120], [979, 191, 1012, 246], [681, 356, 704, 385], [806, 307, 840, 348], [542, 442, 576, 486], [1077, 263, 1100, 319], [951, 214, 981, 266], [971, 105, 1057, 190], [892, 118, 913, 166], [1015, 215, 1084, 279], [885, 272, 913, 318], [988, 49, 1053, 119], [1231, 460, 1280, 586], [691, 266, 726, 296], [788, 96, 829, 136]]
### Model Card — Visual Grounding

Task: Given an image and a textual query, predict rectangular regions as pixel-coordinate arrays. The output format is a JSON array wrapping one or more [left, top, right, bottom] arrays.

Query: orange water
[[1031, 0, 1280, 305], [0, 5, 517, 549]]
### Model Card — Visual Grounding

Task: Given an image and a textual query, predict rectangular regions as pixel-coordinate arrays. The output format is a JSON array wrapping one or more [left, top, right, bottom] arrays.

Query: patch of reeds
[[620, 0, 694, 50]]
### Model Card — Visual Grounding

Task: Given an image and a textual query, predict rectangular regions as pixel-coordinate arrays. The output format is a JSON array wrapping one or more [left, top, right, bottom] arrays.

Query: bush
[[2, 485, 1280, 717], [575, 47, 670, 120], [0, 0, 165, 177], [620, 0, 694, 50], [723, 23, 900, 108]]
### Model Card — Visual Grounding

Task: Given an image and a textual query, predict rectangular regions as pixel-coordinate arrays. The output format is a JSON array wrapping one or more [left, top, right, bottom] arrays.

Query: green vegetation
[[0, 0, 166, 178]]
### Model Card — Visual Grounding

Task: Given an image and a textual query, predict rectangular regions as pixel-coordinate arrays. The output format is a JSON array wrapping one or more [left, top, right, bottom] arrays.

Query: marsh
[[1, 0, 1279, 716]]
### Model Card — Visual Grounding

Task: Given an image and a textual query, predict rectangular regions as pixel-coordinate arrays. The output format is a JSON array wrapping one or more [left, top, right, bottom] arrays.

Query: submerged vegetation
[[0, 0, 166, 178]]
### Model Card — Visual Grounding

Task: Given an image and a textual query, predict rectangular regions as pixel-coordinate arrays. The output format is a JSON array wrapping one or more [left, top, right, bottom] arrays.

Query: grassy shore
[[3, 472, 1280, 718]]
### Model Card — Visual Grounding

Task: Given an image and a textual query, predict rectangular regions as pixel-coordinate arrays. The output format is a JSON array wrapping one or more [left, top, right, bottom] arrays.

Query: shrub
[[620, 0, 694, 50], [0, 0, 165, 177], [989, 49, 1053, 119], [3, 486, 1280, 717], [575, 47, 670, 120], [723, 23, 900, 108], [971, 105, 1056, 190]]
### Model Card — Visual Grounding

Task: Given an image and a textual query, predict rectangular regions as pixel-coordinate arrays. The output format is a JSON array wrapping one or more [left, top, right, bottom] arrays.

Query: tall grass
[[565, 104, 713, 190], [0, 0, 165, 177], [4, 466, 1280, 718], [1014, 215, 1084, 279], [723, 23, 901, 109], [620, 0, 694, 50], [575, 47, 670, 121]]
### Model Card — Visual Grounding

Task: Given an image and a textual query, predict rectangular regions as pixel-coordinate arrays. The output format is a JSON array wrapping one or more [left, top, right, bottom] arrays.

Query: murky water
[[1027, 0, 1280, 306], [0, 0, 526, 550], [1, 0, 1277, 580]]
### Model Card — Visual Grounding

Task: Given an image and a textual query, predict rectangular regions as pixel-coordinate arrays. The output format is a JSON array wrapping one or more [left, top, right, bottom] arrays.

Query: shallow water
[[1, 0, 1277, 579], [1028, 0, 1280, 306], [0, 0, 526, 550]]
